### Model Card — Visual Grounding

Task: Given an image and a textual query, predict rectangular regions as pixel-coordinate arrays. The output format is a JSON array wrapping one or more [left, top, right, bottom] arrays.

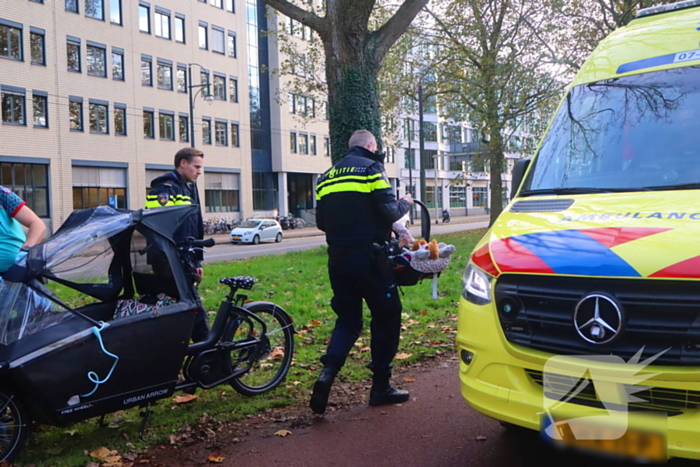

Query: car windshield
[[239, 221, 261, 228], [522, 66, 700, 195]]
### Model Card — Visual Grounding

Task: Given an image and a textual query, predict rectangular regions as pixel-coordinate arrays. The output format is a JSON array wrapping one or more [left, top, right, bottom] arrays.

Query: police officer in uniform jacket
[[146, 147, 208, 342], [310, 130, 414, 414]]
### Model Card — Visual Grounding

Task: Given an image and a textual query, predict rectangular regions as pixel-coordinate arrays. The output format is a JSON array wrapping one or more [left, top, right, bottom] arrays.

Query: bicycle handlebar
[[192, 238, 216, 248]]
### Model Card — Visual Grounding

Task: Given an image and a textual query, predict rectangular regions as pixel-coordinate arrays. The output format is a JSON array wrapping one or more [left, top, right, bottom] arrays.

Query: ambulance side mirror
[[511, 158, 531, 200]]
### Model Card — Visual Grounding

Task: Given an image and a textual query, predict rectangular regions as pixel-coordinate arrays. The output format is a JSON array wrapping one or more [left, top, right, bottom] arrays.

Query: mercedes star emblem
[[573, 294, 623, 344]]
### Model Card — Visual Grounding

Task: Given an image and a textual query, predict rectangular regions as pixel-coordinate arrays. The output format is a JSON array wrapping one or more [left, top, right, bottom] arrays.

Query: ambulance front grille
[[495, 275, 700, 366], [526, 369, 700, 415]]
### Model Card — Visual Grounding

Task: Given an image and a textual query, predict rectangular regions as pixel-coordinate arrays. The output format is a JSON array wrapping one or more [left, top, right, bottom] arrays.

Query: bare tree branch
[[370, 0, 430, 63], [262, 0, 328, 37]]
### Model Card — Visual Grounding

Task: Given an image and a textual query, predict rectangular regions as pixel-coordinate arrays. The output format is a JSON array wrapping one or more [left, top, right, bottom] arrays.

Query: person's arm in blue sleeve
[[368, 164, 412, 223]]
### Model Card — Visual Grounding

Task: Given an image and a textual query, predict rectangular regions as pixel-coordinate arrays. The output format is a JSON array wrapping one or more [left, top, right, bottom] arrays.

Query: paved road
[[141, 359, 696, 467], [203, 221, 489, 263]]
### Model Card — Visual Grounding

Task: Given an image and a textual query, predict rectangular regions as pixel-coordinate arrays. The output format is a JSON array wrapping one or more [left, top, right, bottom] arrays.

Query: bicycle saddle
[[220, 276, 256, 290]]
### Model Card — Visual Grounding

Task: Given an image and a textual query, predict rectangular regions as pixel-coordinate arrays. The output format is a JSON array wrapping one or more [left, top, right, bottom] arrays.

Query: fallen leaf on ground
[[311, 319, 322, 326], [89, 447, 118, 460], [395, 353, 412, 360], [275, 429, 292, 437], [420, 310, 428, 315], [64, 429, 77, 436], [172, 394, 199, 404], [86, 463, 100, 467], [404, 376, 415, 383], [207, 451, 225, 463]]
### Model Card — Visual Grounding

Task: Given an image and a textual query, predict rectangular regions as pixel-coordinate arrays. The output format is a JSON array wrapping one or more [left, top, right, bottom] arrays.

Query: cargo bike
[[0, 205, 294, 461]]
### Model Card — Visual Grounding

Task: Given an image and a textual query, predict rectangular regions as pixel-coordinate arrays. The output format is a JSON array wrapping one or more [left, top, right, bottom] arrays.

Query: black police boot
[[310, 367, 337, 414], [369, 381, 410, 406]]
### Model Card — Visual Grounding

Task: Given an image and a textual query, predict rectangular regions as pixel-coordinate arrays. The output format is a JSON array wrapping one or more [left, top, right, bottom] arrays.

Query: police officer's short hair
[[174, 147, 204, 168], [348, 130, 375, 149]]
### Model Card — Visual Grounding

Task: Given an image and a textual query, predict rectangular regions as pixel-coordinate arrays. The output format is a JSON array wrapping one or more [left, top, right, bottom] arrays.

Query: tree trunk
[[262, 0, 429, 164], [323, 38, 383, 163]]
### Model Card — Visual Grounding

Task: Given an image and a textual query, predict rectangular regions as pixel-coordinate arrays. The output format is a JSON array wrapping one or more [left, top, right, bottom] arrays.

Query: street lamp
[[187, 62, 214, 147]]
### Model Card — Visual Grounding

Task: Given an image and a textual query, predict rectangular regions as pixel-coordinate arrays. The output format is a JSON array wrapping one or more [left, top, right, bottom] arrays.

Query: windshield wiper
[[641, 182, 700, 192], [519, 187, 627, 196]]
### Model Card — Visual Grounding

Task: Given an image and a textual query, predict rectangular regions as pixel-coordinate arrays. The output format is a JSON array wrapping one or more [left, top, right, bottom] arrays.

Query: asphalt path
[[203, 221, 489, 263], [141, 358, 698, 467]]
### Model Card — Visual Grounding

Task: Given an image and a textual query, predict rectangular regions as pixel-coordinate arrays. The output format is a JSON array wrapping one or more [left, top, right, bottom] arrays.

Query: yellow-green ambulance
[[458, 0, 700, 461]]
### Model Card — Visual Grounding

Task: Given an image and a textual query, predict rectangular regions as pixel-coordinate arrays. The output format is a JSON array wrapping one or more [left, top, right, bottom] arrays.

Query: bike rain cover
[[0, 205, 199, 345]]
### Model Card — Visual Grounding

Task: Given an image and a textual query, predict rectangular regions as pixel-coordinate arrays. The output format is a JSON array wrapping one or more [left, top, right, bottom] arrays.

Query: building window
[[30, 31, 45, 65], [212, 27, 224, 54], [310, 135, 316, 155], [175, 16, 185, 43], [296, 95, 306, 116], [215, 121, 227, 145], [143, 110, 154, 138], [309, 99, 316, 118], [299, 134, 308, 154], [213, 75, 225, 100], [159, 113, 174, 140], [198, 24, 207, 49], [425, 186, 442, 209], [205, 172, 240, 213], [2, 90, 26, 125], [230, 123, 239, 147], [72, 166, 127, 209], [202, 118, 211, 144], [141, 57, 152, 86], [112, 50, 124, 80], [200, 70, 209, 88], [85, 0, 104, 20], [32, 93, 47, 127], [157, 62, 172, 90], [66, 0, 78, 13], [324, 136, 330, 156], [404, 148, 415, 169], [210, 0, 223, 7], [472, 186, 487, 207], [424, 122, 438, 142], [114, 105, 126, 135], [67, 40, 80, 72], [110, 0, 122, 24], [225, 0, 234, 13], [87, 44, 107, 77], [227, 32, 236, 58], [425, 149, 437, 169], [288, 93, 295, 114], [290, 132, 297, 153], [179, 115, 188, 141], [322, 101, 329, 120], [177, 67, 186, 92], [89, 102, 108, 133], [1, 163, 49, 217], [154, 11, 170, 39], [139, 4, 150, 33], [450, 186, 466, 208], [69, 98, 83, 130], [229, 78, 238, 102]]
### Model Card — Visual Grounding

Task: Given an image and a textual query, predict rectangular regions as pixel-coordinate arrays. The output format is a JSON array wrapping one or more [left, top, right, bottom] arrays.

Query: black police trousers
[[320, 249, 402, 383]]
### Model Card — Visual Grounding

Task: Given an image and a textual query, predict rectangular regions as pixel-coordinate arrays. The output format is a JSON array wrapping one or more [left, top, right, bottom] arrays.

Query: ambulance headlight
[[462, 262, 493, 305]]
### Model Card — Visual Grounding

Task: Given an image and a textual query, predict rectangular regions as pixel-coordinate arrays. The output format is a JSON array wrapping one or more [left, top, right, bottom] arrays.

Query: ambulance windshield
[[522, 66, 700, 194]]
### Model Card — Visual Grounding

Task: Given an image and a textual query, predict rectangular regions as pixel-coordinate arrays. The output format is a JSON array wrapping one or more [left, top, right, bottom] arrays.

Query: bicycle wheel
[[0, 389, 30, 462], [224, 303, 294, 396]]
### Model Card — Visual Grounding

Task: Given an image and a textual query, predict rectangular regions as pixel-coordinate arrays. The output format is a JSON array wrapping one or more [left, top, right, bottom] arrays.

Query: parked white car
[[230, 219, 283, 245]]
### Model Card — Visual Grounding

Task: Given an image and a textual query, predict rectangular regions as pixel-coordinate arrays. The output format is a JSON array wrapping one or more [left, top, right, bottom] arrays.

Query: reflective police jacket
[[146, 170, 204, 264], [316, 146, 410, 247]]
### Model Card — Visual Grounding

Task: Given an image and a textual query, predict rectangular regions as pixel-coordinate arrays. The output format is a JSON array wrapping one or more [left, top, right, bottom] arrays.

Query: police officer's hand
[[402, 193, 414, 205]]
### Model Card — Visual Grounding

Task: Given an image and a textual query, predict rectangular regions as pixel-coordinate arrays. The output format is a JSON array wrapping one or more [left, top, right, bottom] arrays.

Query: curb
[[207, 216, 490, 244]]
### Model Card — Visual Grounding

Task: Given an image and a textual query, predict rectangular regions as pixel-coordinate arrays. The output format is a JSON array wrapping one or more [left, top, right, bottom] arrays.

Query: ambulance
[[458, 0, 700, 461]]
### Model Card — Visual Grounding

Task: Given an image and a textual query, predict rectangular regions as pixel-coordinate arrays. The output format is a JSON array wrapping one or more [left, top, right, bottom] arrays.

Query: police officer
[[146, 147, 208, 342], [310, 130, 414, 414]]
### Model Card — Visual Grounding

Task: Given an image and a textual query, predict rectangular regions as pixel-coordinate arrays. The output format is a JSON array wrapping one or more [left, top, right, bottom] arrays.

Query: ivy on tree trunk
[[263, 0, 428, 163]]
